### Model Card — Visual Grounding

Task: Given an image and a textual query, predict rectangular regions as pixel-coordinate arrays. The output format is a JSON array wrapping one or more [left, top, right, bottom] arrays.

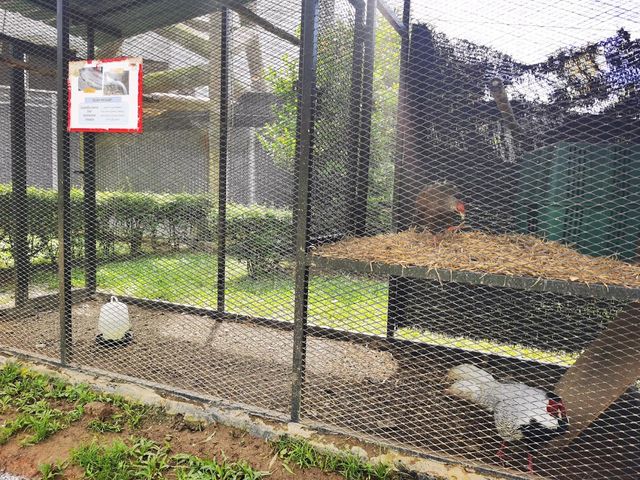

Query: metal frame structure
[[217, 7, 230, 314], [10, 42, 29, 309], [57, 0, 73, 364], [5, 0, 636, 412], [9, 0, 403, 399], [1, 0, 638, 477]]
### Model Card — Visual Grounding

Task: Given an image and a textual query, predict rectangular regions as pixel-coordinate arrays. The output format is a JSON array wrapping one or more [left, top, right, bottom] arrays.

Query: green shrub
[[97, 191, 160, 257], [96, 192, 212, 257], [0, 186, 212, 264], [226, 203, 294, 279], [0, 185, 293, 278], [157, 194, 212, 250], [0, 185, 84, 265]]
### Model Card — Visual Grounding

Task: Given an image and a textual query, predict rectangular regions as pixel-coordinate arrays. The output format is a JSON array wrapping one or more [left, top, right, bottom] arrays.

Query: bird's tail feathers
[[446, 363, 498, 386]]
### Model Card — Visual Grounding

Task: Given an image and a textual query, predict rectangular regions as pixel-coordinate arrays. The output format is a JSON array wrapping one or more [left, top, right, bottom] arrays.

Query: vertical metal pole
[[352, 0, 376, 237], [387, 0, 410, 338], [291, 0, 319, 423], [84, 25, 97, 294], [346, 4, 365, 235], [57, 0, 72, 364], [217, 8, 229, 313], [10, 44, 29, 308], [391, 0, 410, 233]]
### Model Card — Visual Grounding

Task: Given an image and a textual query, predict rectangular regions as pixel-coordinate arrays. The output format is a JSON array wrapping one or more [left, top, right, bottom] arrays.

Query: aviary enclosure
[[0, 0, 638, 478]]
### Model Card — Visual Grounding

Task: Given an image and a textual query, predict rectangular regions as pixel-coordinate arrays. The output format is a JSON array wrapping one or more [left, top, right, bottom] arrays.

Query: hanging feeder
[[96, 296, 133, 347]]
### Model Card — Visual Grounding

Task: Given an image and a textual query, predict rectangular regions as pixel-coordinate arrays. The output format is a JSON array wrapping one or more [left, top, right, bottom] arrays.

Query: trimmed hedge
[[0, 186, 293, 276], [226, 204, 294, 278], [96, 191, 211, 257], [0, 185, 84, 264]]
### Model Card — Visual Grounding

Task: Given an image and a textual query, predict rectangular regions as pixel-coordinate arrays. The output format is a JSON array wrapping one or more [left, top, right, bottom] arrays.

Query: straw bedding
[[312, 229, 640, 288]]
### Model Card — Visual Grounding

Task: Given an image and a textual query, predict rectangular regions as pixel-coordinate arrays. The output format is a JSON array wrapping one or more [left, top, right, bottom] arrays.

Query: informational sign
[[68, 57, 143, 133]]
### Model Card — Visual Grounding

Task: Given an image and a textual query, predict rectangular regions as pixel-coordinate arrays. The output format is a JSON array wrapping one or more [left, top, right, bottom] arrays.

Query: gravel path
[[0, 473, 25, 480]]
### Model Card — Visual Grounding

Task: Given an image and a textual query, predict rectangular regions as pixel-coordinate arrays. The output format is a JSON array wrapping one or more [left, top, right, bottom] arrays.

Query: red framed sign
[[68, 57, 143, 133]]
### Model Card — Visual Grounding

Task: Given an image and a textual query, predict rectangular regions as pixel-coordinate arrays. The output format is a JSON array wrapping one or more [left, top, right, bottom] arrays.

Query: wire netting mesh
[[0, 0, 639, 478]]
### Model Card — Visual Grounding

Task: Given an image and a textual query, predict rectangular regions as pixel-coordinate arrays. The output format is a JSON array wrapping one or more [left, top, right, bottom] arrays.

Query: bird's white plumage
[[445, 364, 565, 442], [493, 394, 558, 441], [447, 363, 496, 385]]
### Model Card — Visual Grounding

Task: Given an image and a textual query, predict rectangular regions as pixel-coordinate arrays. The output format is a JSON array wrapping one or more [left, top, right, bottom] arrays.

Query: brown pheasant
[[415, 182, 465, 244]]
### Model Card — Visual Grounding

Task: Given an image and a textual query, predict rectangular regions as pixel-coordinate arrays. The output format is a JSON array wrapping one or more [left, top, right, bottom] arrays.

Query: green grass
[[4, 251, 579, 366], [3, 363, 399, 480], [71, 436, 394, 480], [0, 362, 151, 446], [87, 401, 150, 434], [71, 438, 172, 480], [38, 461, 65, 480], [67, 436, 394, 480], [24, 251, 388, 327], [273, 436, 394, 480], [70, 438, 272, 480], [173, 453, 270, 480]]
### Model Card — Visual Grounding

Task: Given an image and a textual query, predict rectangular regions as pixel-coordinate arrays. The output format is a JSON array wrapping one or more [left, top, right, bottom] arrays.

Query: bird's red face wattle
[[547, 399, 566, 418], [455, 201, 465, 219]]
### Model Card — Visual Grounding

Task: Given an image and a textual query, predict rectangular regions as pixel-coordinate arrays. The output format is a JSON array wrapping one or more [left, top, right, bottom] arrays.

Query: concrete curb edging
[[0, 353, 527, 480]]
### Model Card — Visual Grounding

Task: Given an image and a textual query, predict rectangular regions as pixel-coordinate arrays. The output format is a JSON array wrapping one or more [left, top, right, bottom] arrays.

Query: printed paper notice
[[68, 57, 143, 133]]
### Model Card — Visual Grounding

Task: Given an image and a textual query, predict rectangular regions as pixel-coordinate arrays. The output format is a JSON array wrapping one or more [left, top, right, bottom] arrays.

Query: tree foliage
[[257, 16, 401, 233]]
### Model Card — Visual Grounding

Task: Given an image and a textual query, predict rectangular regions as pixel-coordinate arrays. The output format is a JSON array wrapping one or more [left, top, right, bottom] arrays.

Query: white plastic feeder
[[98, 296, 131, 341]]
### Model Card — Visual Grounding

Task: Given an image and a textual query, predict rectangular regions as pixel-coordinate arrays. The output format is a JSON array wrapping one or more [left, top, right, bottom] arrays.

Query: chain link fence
[[0, 0, 639, 478]]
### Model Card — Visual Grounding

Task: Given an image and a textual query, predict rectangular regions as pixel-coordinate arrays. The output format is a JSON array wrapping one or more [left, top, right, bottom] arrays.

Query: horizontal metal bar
[[377, 0, 406, 35], [231, 2, 300, 46], [0, 288, 93, 319], [0, 33, 59, 58], [94, 293, 569, 377], [26, 0, 122, 37], [94, 293, 297, 332], [308, 255, 640, 302]]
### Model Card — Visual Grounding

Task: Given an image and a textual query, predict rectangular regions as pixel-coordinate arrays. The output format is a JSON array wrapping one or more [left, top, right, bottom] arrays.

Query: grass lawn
[[0, 362, 398, 480], [10, 251, 577, 365]]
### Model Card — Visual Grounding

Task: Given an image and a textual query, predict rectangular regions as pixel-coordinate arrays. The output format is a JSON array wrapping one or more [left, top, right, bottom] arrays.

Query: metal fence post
[[217, 8, 230, 313], [10, 43, 29, 308], [347, 3, 365, 235], [387, 0, 411, 338], [57, 0, 72, 364], [84, 24, 97, 295], [291, 0, 319, 423], [352, 0, 377, 237]]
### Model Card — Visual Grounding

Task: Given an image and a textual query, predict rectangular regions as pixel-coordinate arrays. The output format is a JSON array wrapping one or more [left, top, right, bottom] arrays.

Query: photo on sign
[[78, 66, 103, 93], [103, 70, 129, 96]]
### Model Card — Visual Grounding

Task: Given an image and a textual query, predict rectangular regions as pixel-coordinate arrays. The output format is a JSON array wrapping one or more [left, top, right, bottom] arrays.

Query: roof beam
[[226, 1, 299, 46], [0, 32, 59, 58], [377, 0, 406, 35], [26, 0, 122, 38], [100, 0, 299, 46]]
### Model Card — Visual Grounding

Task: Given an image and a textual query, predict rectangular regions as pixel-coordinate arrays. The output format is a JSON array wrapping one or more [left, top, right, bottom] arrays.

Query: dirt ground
[[1, 299, 639, 479], [0, 404, 343, 479]]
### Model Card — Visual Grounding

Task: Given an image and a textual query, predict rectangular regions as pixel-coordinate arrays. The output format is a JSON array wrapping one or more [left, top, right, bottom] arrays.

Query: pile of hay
[[312, 230, 640, 288]]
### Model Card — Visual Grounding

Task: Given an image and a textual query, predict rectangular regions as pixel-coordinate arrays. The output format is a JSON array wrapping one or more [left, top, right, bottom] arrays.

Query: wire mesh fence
[[0, 0, 639, 478]]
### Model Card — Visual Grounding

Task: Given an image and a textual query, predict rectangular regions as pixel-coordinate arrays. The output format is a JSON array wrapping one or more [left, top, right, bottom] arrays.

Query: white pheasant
[[444, 364, 569, 473]]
